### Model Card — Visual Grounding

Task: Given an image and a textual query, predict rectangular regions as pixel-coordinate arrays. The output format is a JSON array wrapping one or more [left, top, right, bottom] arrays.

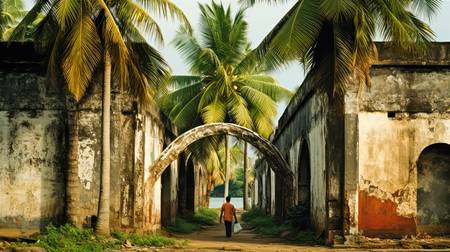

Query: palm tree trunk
[[243, 142, 249, 210], [66, 109, 81, 227], [223, 135, 231, 201], [96, 50, 111, 235]]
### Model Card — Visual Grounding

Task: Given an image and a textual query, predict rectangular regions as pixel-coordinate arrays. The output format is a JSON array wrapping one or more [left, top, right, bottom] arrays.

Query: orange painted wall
[[358, 191, 416, 237]]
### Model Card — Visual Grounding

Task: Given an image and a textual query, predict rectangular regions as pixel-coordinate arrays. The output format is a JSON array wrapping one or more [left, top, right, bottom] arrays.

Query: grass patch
[[36, 224, 119, 252], [165, 217, 202, 234], [242, 208, 322, 244], [191, 208, 219, 226], [32, 224, 180, 252], [111, 232, 176, 247], [166, 208, 219, 234], [242, 209, 290, 236]]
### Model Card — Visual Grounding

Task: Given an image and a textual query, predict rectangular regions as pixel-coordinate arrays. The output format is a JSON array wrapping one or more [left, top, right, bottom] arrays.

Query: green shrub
[[166, 208, 220, 234], [165, 217, 202, 233], [242, 208, 321, 245], [292, 231, 317, 243], [287, 204, 310, 229], [112, 232, 176, 247], [36, 224, 119, 252], [190, 208, 219, 226], [241, 208, 266, 222], [35, 224, 180, 252]]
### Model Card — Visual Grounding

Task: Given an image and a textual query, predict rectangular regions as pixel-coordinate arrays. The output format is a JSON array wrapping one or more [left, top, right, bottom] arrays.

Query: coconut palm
[[11, 0, 190, 235], [160, 2, 292, 203], [242, 0, 440, 96], [188, 136, 244, 206]]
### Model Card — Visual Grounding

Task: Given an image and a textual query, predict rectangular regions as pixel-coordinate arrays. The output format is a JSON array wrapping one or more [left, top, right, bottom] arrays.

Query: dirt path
[[163, 223, 332, 252], [160, 212, 334, 252]]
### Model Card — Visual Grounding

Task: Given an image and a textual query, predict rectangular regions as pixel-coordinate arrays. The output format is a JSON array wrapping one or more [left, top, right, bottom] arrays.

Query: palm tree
[[242, 0, 440, 97], [11, 0, 190, 235], [188, 137, 243, 206], [160, 2, 292, 203], [0, 0, 26, 40]]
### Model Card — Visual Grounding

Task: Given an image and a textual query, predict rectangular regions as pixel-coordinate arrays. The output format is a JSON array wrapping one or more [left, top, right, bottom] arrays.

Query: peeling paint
[[78, 138, 95, 190]]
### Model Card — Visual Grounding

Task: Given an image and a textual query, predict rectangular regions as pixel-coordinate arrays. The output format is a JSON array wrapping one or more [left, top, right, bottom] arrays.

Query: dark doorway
[[417, 143, 450, 235], [161, 167, 171, 227], [297, 141, 311, 225], [186, 159, 195, 212]]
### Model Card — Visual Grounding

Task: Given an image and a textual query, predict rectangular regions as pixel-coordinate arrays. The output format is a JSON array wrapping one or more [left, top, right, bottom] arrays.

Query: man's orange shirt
[[221, 202, 235, 222]]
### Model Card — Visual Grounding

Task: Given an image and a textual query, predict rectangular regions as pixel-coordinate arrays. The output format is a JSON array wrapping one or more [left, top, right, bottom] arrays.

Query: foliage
[[166, 208, 219, 233], [111, 232, 177, 247], [0, 0, 26, 40], [165, 217, 202, 234], [242, 0, 440, 97], [160, 1, 292, 192], [191, 208, 220, 226], [34, 224, 181, 251], [36, 224, 119, 252], [287, 204, 310, 229], [242, 208, 322, 244], [241, 209, 289, 235], [10, 0, 191, 104]]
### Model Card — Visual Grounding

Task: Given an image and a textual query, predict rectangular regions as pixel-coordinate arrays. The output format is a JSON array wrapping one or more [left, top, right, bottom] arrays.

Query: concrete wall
[[255, 42, 450, 240], [0, 69, 66, 237], [254, 71, 341, 236], [344, 48, 450, 237], [0, 42, 179, 236]]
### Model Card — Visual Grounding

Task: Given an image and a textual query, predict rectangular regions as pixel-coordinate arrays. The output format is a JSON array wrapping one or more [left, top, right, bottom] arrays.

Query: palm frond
[[116, 0, 164, 44], [254, 0, 323, 69], [62, 12, 102, 101], [202, 99, 226, 123], [410, 0, 441, 18], [55, 0, 82, 30], [137, 0, 191, 33], [227, 93, 253, 129], [8, 0, 52, 41]]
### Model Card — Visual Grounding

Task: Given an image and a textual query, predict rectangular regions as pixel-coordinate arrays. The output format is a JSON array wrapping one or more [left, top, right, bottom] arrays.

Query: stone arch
[[147, 123, 295, 215], [416, 143, 450, 235]]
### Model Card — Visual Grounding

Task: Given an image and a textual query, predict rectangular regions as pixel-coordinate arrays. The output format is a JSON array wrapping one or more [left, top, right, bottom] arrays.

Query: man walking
[[220, 196, 238, 238]]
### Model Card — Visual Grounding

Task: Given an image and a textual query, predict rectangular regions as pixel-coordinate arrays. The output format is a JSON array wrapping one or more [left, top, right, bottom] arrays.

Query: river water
[[209, 197, 251, 209]]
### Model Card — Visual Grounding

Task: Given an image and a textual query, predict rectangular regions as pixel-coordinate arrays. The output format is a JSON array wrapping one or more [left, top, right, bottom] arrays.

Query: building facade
[[0, 42, 183, 237], [253, 42, 450, 240]]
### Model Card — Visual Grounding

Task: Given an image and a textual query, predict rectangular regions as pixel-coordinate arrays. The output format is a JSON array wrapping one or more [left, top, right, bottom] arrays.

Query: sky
[[24, 0, 450, 117]]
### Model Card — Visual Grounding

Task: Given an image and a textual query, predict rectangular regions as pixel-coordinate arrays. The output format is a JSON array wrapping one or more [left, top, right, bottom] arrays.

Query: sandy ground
[[162, 222, 331, 252]]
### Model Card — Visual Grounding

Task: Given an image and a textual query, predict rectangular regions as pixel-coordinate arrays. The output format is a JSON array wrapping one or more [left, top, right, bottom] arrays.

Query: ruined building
[[253, 42, 450, 240], [0, 42, 208, 237]]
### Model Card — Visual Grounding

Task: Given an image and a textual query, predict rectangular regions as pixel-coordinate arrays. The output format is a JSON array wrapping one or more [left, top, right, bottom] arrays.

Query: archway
[[297, 141, 311, 227], [417, 143, 450, 235], [147, 123, 295, 217]]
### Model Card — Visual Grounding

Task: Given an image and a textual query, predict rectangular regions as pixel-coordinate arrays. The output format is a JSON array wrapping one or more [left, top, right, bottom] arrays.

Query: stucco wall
[[0, 69, 66, 236], [254, 42, 450, 240], [354, 65, 450, 237], [0, 42, 179, 235], [270, 82, 331, 235]]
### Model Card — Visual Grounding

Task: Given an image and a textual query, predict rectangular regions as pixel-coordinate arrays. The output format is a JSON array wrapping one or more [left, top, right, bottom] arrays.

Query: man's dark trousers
[[224, 221, 232, 237]]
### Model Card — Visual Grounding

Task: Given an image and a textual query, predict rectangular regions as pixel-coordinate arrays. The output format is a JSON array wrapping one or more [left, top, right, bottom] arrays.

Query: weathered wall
[[0, 68, 66, 236], [0, 42, 179, 235], [417, 143, 450, 235], [343, 43, 450, 238], [255, 42, 450, 241], [254, 69, 342, 236], [351, 65, 450, 237]]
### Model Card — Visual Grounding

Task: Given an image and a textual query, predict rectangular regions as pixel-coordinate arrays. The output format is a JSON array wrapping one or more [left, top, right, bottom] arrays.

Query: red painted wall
[[358, 191, 416, 237]]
